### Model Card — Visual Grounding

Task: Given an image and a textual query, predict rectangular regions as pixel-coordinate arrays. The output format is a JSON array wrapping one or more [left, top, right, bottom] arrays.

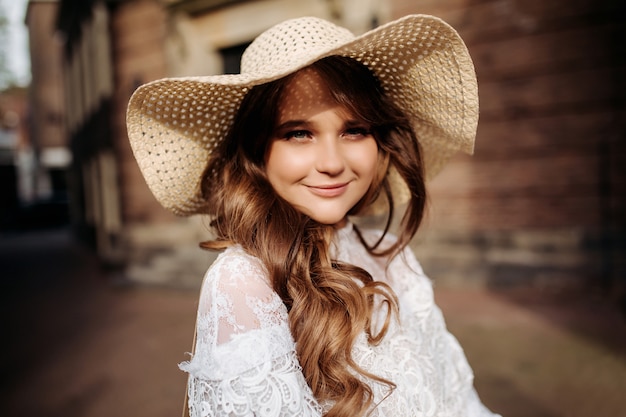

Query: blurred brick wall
[[394, 0, 624, 293], [110, 0, 175, 224]]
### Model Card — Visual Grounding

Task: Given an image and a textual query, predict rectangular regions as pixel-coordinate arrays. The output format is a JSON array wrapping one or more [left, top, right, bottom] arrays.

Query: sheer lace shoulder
[[198, 245, 284, 345], [179, 246, 322, 416]]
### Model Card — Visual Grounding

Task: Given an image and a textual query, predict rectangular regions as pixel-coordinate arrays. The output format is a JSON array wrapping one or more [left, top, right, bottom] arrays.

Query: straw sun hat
[[126, 14, 478, 216]]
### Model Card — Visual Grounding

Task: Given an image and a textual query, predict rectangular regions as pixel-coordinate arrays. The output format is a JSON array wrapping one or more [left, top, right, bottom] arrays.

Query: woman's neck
[[333, 217, 349, 229]]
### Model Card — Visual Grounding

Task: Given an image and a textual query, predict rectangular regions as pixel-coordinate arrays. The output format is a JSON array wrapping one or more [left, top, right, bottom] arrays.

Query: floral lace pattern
[[179, 224, 500, 417]]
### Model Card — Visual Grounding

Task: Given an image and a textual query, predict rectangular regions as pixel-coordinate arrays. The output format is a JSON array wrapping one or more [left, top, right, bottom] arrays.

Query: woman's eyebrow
[[343, 119, 369, 128], [274, 120, 310, 131]]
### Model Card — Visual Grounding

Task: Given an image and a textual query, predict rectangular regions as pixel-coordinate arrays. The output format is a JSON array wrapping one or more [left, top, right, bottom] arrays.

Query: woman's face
[[265, 68, 379, 226]]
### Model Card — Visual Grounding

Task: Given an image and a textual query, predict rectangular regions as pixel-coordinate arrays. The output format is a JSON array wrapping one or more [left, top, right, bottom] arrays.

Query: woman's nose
[[315, 137, 345, 176]]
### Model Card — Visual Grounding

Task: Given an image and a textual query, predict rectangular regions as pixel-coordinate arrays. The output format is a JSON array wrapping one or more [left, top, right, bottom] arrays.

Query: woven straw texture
[[126, 15, 478, 216]]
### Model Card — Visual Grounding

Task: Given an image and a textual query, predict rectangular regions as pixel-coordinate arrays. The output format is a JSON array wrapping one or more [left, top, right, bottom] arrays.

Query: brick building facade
[[396, 0, 625, 296]]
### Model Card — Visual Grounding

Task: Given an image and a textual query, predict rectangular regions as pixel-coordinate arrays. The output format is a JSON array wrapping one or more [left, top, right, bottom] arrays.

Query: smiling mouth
[[307, 183, 349, 197]]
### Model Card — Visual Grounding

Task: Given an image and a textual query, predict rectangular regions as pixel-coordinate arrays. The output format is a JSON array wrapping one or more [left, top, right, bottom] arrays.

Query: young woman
[[126, 15, 499, 417]]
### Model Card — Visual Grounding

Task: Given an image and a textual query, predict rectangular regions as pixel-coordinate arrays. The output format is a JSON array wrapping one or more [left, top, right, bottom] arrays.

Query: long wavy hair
[[200, 55, 426, 417]]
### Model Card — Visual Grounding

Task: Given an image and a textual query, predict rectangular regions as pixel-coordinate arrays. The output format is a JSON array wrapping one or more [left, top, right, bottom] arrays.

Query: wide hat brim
[[126, 14, 478, 216]]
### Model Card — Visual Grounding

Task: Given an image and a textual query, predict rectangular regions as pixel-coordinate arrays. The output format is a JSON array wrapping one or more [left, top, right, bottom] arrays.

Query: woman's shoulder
[[184, 246, 295, 381], [201, 245, 273, 298], [208, 245, 267, 276], [197, 245, 288, 340]]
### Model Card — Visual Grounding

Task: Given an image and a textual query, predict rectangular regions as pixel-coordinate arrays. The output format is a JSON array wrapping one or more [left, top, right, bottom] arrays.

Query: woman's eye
[[344, 127, 372, 139], [284, 130, 311, 141]]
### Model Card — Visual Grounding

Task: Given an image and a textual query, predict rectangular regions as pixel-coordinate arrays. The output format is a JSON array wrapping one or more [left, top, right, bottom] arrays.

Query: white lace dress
[[179, 224, 501, 417]]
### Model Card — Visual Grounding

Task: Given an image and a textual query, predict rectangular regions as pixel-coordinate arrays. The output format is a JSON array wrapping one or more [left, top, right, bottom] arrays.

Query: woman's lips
[[306, 183, 349, 197]]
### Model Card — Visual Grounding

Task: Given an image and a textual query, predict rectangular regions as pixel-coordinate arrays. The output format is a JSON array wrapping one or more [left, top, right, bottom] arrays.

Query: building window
[[220, 42, 250, 74]]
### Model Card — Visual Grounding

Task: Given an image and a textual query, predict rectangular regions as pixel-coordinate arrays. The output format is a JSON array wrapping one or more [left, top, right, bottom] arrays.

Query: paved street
[[1, 226, 625, 417]]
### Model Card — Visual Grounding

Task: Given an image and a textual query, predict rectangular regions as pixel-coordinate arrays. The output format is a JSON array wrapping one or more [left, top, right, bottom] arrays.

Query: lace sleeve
[[394, 246, 502, 417], [179, 247, 322, 417]]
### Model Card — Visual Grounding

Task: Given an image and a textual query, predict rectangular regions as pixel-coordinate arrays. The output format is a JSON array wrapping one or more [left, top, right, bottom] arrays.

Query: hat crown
[[241, 17, 355, 77]]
